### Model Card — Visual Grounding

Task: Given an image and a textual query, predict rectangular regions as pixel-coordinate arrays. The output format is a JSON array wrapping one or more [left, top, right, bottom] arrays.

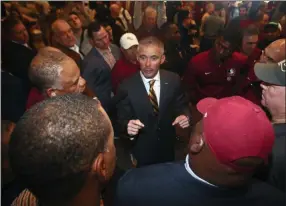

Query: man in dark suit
[[2, 17, 36, 82], [114, 96, 285, 206], [83, 21, 121, 113], [51, 19, 84, 70], [116, 36, 190, 167]]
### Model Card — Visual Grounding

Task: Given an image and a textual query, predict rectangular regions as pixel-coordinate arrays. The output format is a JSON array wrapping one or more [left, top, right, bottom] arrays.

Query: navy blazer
[[116, 70, 190, 166], [114, 161, 285, 206], [82, 44, 120, 112]]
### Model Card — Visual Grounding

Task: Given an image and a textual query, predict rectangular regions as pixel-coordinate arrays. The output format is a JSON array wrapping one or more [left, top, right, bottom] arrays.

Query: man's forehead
[[138, 45, 162, 56], [94, 27, 107, 38]]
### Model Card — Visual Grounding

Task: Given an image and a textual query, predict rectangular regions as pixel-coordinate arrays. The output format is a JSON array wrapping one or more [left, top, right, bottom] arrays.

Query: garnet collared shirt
[[111, 56, 140, 94], [183, 50, 248, 103]]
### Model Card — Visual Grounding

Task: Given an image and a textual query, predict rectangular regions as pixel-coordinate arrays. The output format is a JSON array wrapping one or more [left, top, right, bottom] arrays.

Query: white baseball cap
[[120, 33, 139, 50]]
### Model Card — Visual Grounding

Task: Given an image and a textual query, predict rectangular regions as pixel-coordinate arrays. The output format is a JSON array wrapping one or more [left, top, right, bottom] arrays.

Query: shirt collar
[[184, 155, 217, 187], [140, 71, 160, 84]]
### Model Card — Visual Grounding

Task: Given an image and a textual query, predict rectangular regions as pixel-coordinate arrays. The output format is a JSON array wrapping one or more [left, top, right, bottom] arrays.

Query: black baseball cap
[[254, 59, 286, 86]]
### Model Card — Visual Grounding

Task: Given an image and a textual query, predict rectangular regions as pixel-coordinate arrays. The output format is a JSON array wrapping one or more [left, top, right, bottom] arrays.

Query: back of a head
[[2, 17, 22, 37], [9, 94, 111, 205], [29, 47, 70, 92], [214, 3, 224, 12], [192, 96, 275, 187]]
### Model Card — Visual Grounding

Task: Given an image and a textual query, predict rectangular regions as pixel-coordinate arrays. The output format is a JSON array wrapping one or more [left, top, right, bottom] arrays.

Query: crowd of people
[[1, 1, 286, 206]]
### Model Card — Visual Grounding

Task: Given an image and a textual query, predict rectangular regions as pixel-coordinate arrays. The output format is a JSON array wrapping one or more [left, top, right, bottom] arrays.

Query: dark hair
[[2, 17, 23, 36], [243, 24, 260, 36], [101, 21, 111, 28], [69, 11, 79, 18], [217, 30, 240, 50], [87, 20, 101, 38], [214, 3, 224, 12], [239, 4, 248, 11], [9, 94, 111, 205]]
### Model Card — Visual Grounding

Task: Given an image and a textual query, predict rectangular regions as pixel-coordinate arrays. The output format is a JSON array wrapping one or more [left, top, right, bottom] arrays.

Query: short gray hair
[[29, 47, 70, 92], [138, 36, 164, 55], [144, 6, 157, 18]]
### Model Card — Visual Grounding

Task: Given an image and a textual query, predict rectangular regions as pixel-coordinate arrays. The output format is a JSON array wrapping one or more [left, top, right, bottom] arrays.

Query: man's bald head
[[264, 39, 285, 63], [51, 19, 76, 48], [110, 4, 120, 17]]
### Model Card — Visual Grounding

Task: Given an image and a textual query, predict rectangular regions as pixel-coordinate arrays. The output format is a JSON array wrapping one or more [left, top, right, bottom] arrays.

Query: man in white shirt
[[116, 36, 190, 167]]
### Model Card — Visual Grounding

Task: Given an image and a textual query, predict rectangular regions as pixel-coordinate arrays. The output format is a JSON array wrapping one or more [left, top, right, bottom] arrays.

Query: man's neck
[[70, 179, 101, 206], [73, 28, 83, 39], [272, 113, 286, 124]]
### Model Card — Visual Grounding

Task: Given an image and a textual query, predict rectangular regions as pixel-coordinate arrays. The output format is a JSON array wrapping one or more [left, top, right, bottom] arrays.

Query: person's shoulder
[[232, 51, 248, 62], [192, 51, 209, 63], [116, 162, 185, 199], [118, 71, 140, 88], [250, 179, 285, 205], [118, 162, 184, 187]]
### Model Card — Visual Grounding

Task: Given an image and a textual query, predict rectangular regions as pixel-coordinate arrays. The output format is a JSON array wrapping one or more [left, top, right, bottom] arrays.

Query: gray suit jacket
[[82, 44, 121, 112]]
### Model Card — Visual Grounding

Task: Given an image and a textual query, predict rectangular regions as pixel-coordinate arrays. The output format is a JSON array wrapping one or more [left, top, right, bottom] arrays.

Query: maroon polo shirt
[[240, 48, 263, 106], [183, 50, 248, 104], [111, 56, 140, 94]]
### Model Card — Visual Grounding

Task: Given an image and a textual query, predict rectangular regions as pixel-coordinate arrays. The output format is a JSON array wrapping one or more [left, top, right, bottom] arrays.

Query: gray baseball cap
[[254, 59, 286, 86]]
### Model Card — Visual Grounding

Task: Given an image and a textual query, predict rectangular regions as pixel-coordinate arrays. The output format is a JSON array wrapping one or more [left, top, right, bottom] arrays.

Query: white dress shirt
[[185, 155, 217, 187], [70, 44, 83, 59], [140, 71, 160, 106]]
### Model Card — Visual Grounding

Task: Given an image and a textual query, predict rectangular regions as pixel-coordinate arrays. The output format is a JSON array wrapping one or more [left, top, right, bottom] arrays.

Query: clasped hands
[[127, 115, 190, 136]]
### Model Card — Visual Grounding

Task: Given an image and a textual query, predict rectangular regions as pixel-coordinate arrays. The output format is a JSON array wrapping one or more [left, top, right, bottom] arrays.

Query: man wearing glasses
[[183, 32, 249, 105], [254, 39, 286, 192]]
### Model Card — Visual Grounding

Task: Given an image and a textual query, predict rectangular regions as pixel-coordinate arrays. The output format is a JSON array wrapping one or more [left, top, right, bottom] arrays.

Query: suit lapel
[[130, 73, 153, 116], [91, 48, 110, 69], [158, 70, 169, 120]]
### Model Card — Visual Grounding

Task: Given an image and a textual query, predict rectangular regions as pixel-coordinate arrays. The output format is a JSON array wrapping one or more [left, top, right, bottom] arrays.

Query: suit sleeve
[[173, 74, 191, 120], [82, 61, 111, 111], [116, 83, 134, 137]]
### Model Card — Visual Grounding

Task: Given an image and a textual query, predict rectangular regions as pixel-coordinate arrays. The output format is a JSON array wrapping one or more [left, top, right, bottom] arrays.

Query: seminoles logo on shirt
[[227, 68, 236, 77], [226, 68, 236, 82]]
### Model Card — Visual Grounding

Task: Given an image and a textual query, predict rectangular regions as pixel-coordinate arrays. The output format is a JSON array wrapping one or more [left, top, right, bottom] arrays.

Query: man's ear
[[190, 134, 204, 154], [91, 153, 106, 182], [160, 54, 166, 64], [89, 38, 94, 47], [46, 88, 56, 98]]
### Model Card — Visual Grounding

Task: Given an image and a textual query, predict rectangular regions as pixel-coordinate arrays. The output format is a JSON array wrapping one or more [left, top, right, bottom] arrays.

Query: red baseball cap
[[197, 96, 275, 172]]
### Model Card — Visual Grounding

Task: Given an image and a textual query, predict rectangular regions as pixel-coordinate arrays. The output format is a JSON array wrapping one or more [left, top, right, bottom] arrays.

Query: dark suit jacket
[[53, 43, 83, 72], [116, 70, 190, 166], [2, 41, 36, 82], [114, 161, 285, 206], [82, 44, 121, 112], [1, 71, 29, 122]]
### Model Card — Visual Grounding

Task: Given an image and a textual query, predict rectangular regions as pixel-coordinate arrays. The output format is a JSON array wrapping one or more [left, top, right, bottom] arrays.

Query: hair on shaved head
[[138, 36, 164, 55], [9, 93, 111, 205], [29, 47, 71, 92]]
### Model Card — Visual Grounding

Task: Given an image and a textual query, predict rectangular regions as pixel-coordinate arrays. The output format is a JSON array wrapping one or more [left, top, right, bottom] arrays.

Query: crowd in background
[[1, 1, 286, 206]]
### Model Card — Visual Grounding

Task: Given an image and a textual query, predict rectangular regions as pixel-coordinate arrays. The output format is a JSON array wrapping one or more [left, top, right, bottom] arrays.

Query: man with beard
[[183, 32, 249, 104], [160, 22, 188, 76]]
